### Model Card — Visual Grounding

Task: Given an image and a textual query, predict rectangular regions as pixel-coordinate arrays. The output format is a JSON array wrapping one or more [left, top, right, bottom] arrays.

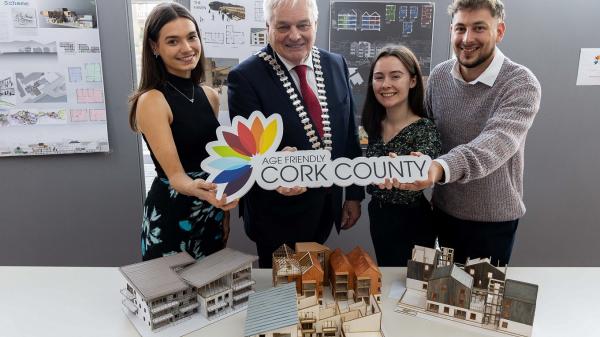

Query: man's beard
[[457, 46, 494, 69]]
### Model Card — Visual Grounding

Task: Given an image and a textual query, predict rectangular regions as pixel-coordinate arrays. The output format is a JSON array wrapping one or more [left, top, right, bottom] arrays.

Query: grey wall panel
[[0, 0, 144, 266], [2, 0, 598, 267]]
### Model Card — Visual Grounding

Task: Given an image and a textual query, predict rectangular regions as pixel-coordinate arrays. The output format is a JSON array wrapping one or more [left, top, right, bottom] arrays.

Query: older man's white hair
[[263, 0, 319, 24]]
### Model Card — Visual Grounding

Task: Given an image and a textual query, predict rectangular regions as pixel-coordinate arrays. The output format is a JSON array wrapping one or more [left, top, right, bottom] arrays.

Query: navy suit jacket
[[227, 45, 364, 242]]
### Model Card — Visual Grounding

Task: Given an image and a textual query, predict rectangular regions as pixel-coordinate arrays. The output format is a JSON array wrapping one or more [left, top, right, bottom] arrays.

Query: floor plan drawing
[[76, 88, 104, 104], [89, 109, 106, 121], [85, 63, 102, 82], [68, 67, 83, 83]]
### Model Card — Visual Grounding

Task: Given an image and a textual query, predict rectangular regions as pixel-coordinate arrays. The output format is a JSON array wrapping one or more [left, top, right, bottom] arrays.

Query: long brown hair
[[128, 2, 206, 131], [361, 45, 425, 139]]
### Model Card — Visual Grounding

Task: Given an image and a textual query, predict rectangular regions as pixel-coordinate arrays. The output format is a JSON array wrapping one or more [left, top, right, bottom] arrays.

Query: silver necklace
[[257, 46, 332, 151], [166, 81, 194, 103]]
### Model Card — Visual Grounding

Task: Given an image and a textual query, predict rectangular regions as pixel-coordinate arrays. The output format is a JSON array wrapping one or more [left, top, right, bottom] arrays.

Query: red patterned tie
[[294, 65, 324, 138]]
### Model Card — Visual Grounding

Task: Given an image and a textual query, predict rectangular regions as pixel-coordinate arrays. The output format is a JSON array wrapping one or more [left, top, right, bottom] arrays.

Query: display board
[[0, 0, 108, 157], [329, 1, 434, 143], [191, 0, 268, 114]]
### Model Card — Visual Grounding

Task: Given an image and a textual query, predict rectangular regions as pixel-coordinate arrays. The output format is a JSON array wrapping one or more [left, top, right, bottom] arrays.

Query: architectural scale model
[[397, 245, 539, 337], [244, 282, 385, 337], [272, 243, 381, 304], [330, 247, 382, 303], [119, 248, 257, 332], [272, 244, 326, 299]]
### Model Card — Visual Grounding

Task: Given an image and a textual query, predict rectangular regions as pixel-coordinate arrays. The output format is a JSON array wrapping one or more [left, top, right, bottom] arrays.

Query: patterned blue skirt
[[141, 172, 225, 261]]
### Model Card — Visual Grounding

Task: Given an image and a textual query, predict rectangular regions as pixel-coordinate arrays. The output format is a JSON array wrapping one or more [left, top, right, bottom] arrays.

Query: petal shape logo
[[201, 111, 283, 203]]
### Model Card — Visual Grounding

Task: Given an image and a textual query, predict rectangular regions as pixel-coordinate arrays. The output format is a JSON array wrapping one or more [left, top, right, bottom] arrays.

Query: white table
[[0, 267, 596, 337]]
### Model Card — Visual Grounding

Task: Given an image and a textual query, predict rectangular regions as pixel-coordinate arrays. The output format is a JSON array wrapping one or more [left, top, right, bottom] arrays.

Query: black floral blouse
[[366, 118, 442, 205]]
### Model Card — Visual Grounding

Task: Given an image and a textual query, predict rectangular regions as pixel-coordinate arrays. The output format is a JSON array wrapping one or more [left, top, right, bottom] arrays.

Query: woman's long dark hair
[[128, 2, 206, 131], [361, 45, 425, 139]]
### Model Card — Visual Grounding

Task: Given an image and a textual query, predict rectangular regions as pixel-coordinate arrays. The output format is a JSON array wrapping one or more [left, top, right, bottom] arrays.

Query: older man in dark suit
[[228, 0, 364, 267]]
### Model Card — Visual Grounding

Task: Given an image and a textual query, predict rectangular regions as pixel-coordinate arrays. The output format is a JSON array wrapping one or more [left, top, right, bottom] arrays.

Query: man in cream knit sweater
[[400, 0, 541, 266]]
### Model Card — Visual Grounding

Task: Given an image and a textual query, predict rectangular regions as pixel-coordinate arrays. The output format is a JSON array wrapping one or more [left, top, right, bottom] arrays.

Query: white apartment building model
[[120, 248, 257, 331]]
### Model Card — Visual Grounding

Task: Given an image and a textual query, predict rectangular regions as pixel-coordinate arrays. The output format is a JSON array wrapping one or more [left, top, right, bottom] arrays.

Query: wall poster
[[0, 0, 109, 157], [329, 1, 435, 144], [191, 0, 268, 122]]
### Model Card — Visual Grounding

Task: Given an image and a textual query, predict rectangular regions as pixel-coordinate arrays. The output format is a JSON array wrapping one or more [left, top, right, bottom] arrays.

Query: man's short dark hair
[[448, 0, 505, 21]]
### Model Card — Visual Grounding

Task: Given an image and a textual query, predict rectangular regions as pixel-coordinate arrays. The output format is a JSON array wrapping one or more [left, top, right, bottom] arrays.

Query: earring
[[153, 52, 159, 58]]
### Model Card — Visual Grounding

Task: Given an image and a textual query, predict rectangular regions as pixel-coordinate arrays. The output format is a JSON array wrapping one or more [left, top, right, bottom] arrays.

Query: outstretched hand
[[396, 152, 443, 191]]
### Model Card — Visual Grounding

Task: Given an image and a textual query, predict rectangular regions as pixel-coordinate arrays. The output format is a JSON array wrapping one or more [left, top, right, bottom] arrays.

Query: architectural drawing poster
[[0, 0, 108, 157], [329, 1, 435, 144], [191, 0, 267, 120]]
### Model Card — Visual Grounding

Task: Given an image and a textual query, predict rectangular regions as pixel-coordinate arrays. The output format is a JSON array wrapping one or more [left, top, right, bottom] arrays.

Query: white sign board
[[201, 111, 431, 202]]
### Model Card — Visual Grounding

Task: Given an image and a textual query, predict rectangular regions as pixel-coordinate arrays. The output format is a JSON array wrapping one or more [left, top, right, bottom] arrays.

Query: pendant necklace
[[167, 81, 195, 103]]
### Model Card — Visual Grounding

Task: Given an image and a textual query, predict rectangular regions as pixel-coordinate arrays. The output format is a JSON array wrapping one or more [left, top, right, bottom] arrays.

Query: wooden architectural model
[[397, 245, 538, 337], [272, 243, 381, 304], [295, 242, 332, 285], [120, 248, 257, 331], [297, 293, 384, 337], [347, 246, 382, 303], [330, 247, 382, 303], [272, 243, 325, 299], [244, 282, 384, 337]]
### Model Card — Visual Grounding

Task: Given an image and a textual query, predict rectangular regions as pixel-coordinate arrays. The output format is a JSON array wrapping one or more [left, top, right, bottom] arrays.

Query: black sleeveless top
[[145, 72, 220, 178]]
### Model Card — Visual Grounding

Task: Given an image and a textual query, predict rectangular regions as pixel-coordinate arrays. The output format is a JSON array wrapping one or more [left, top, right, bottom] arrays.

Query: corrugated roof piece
[[178, 248, 257, 287], [119, 252, 195, 300], [504, 279, 538, 304], [244, 283, 299, 336]]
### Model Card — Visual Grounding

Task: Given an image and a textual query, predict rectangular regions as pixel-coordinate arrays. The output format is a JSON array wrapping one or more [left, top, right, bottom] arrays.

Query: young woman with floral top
[[362, 45, 441, 266]]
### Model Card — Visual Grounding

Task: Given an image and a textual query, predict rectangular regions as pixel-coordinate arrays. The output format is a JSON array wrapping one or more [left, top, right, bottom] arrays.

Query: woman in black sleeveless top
[[128, 3, 238, 261]]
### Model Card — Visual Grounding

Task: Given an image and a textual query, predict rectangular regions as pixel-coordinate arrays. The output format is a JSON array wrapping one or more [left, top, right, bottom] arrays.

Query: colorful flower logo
[[201, 111, 283, 202]]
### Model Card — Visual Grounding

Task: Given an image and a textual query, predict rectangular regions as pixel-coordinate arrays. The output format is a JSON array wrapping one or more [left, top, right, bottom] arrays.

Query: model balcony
[[152, 312, 174, 324], [120, 288, 135, 301], [232, 279, 255, 291], [335, 283, 348, 292], [207, 300, 229, 312], [300, 313, 316, 323], [151, 300, 179, 314], [179, 302, 199, 313], [233, 289, 255, 301], [121, 299, 138, 314], [199, 283, 230, 298]]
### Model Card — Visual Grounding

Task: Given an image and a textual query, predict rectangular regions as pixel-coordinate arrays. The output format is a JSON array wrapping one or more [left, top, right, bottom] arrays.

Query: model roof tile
[[347, 246, 380, 276], [119, 252, 195, 300], [178, 248, 257, 287]]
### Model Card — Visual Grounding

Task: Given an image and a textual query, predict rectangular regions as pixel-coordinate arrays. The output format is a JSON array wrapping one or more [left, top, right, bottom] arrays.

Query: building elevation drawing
[[330, 1, 435, 125]]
